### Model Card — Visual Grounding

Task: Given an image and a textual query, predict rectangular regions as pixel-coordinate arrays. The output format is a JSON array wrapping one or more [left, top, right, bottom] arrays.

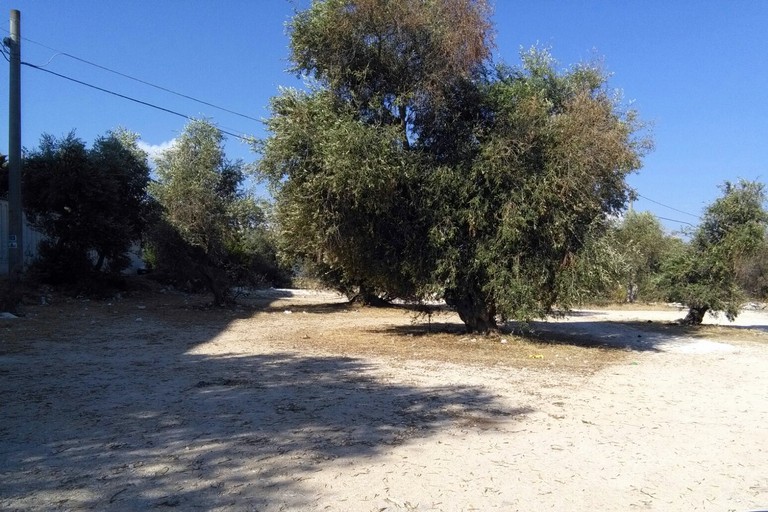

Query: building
[[0, 199, 44, 275]]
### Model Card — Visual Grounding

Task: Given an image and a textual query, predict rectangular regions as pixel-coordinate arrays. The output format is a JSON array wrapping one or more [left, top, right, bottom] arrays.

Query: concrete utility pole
[[7, 9, 22, 276]]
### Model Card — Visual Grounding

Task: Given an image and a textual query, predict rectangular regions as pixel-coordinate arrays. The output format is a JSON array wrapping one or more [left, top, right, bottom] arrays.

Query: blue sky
[[1, 1, 767, 233]]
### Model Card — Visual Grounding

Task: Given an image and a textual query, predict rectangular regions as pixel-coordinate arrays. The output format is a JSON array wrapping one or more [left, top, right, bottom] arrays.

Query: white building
[[0, 199, 44, 275]]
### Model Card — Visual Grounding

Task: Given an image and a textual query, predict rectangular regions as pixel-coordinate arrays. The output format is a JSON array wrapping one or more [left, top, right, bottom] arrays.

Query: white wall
[[0, 199, 44, 275]]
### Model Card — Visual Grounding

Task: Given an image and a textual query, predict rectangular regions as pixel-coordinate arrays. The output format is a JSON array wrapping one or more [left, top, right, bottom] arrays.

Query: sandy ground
[[1, 288, 767, 511]]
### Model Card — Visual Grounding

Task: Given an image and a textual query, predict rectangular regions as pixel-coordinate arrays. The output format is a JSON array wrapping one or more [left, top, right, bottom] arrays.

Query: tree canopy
[[612, 210, 684, 302], [22, 129, 151, 283], [260, 0, 649, 332], [149, 119, 285, 304], [661, 180, 767, 324]]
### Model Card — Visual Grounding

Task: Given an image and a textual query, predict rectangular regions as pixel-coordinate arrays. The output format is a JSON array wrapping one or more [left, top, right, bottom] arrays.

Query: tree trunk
[[349, 285, 390, 307], [681, 305, 708, 325], [94, 252, 106, 272], [446, 289, 497, 333], [626, 282, 638, 303], [196, 264, 231, 307]]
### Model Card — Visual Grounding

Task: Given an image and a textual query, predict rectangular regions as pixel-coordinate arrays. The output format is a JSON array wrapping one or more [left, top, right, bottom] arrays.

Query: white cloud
[[137, 139, 176, 165]]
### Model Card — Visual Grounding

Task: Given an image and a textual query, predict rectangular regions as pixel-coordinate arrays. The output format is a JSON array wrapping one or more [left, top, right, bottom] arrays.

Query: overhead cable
[[21, 61, 252, 142], [636, 193, 700, 219], [656, 215, 696, 227], [2, 27, 260, 123]]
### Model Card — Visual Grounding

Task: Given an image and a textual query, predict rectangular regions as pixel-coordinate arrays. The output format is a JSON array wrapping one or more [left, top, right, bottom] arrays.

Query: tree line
[[2, 0, 767, 331], [1, 121, 289, 303]]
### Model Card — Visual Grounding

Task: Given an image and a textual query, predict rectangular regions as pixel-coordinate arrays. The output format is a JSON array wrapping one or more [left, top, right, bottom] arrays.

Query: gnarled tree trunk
[[196, 263, 232, 307], [349, 285, 390, 307], [681, 305, 708, 325], [445, 288, 497, 333]]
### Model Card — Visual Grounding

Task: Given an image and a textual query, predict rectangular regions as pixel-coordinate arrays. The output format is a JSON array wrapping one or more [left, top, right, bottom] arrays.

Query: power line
[[656, 215, 696, 227], [636, 193, 700, 219], [1, 27, 261, 123], [21, 61, 252, 143]]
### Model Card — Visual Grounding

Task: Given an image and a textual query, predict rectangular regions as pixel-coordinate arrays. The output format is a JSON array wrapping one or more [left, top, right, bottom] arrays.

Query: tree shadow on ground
[[620, 319, 768, 337], [0, 307, 525, 510], [382, 318, 674, 352], [259, 301, 352, 314], [516, 320, 666, 352]]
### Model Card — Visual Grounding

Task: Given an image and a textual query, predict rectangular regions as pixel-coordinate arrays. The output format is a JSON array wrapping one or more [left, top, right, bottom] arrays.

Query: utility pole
[[6, 9, 22, 276]]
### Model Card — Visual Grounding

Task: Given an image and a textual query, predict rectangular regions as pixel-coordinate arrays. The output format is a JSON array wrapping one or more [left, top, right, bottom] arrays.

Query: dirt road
[[1, 288, 766, 511]]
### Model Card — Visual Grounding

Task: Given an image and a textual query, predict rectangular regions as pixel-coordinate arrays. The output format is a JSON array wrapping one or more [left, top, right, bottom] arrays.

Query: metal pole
[[7, 9, 22, 276]]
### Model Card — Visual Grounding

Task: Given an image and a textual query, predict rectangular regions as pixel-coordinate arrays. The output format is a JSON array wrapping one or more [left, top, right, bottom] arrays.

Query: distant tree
[[552, 220, 631, 306], [149, 119, 283, 304], [261, 0, 649, 332], [660, 180, 767, 324], [22, 130, 151, 284], [735, 235, 768, 299], [613, 211, 683, 302]]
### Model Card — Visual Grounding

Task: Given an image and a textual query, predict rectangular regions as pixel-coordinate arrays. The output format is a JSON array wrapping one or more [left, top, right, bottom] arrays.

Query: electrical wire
[[656, 215, 696, 227], [636, 193, 700, 219], [1, 27, 261, 123], [21, 60, 253, 143], [0, 42, 10, 62]]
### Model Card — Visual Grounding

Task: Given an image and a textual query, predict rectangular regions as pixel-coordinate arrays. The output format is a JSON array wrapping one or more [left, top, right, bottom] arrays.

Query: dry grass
[[1, 284, 624, 375], [4, 281, 763, 376]]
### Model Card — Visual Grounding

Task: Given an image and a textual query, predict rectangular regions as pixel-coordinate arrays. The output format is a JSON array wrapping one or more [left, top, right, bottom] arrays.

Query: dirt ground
[[1, 283, 767, 511]]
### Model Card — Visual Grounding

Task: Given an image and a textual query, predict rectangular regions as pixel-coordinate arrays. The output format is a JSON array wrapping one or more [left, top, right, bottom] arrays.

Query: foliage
[[289, 0, 493, 123], [261, 0, 649, 332], [21, 129, 151, 286], [660, 180, 767, 324], [735, 235, 768, 298], [611, 210, 684, 301], [425, 55, 648, 330], [554, 221, 631, 306], [149, 120, 286, 303], [259, 89, 425, 299]]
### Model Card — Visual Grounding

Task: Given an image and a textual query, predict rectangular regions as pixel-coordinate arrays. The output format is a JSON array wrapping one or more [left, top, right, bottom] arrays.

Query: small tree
[[661, 180, 767, 324], [613, 211, 684, 302], [22, 130, 150, 285], [149, 119, 281, 303]]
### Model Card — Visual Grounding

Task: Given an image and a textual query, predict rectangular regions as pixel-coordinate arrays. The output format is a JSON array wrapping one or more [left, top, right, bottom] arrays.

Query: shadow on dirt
[[0, 305, 524, 510], [382, 317, 678, 353], [259, 301, 352, 315], [518, 320, 667, 352]]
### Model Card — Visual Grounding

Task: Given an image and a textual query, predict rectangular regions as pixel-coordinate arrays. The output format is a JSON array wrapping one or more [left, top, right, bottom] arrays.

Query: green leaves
[[263, 3, 648, 331], [661, 180, 767, 323], [259, 87, 423, 295], [22, 129, 152, 281]]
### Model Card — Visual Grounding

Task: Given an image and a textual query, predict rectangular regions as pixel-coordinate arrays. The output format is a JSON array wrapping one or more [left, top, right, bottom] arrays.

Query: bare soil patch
[[2, 281, 767, 511]]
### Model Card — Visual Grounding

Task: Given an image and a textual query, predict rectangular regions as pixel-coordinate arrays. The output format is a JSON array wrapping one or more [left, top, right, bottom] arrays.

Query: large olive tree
[[260, 0, 648, 332]]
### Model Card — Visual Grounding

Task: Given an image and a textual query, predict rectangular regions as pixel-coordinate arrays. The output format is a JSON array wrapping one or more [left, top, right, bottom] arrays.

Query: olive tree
[[612, 210, 684, 302], [149, 119, 284, 304], [22, 129, 151, 283], [260, 0, 648, 332], [661, 180, 767, 324], [428, 53, 647, 330]]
